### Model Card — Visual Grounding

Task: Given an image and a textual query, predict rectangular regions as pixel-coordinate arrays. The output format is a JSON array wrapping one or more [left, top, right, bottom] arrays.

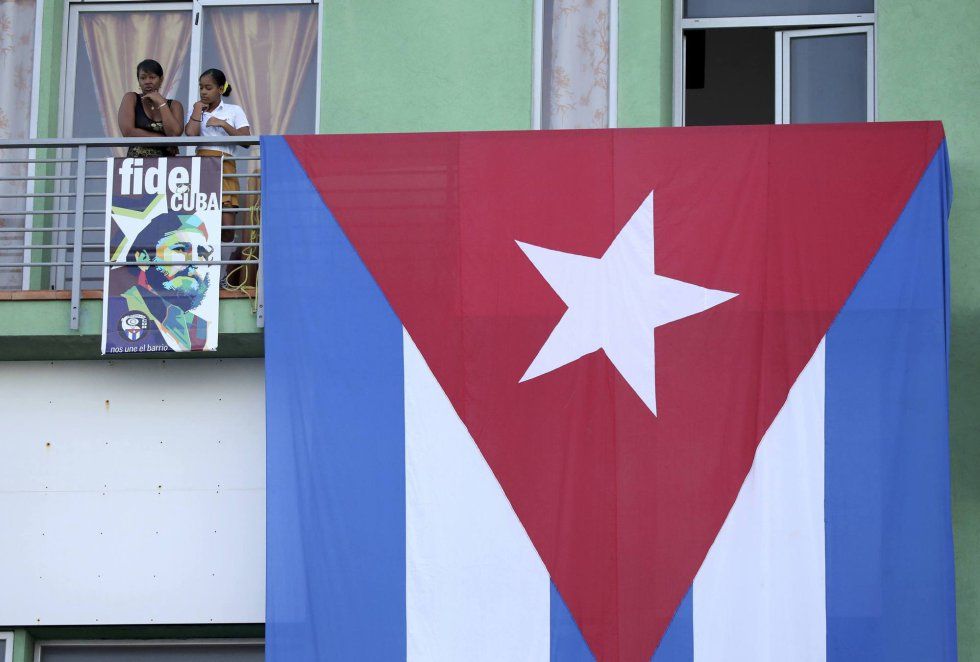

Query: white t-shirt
[[187, 101, 250, 155]]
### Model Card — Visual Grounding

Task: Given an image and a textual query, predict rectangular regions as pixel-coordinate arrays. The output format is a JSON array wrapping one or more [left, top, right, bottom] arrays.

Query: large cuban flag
[[262, 123, 956, 662]]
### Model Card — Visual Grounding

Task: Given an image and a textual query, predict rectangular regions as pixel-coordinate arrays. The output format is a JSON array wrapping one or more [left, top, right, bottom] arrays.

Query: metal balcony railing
[[0, 136, 263, 330]]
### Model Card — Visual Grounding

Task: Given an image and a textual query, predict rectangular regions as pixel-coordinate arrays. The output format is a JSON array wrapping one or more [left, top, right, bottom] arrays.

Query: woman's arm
[[117, 92, 161, 138], [185, 101, 206, 136], [147, 93, 183, 137]]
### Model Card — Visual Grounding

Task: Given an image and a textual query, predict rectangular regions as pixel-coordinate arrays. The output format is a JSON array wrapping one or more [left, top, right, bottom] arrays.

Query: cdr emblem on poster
[[101, 156, 222, 354]]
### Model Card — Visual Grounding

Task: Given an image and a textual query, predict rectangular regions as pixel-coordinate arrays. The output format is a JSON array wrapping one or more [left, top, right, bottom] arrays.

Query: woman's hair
[[136, 59, 164, 78], [200, 68, 232, 97]]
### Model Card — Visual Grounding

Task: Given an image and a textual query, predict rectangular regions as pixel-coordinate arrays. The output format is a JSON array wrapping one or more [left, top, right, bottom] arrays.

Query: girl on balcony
[[184, 68, 251, 246], [117, 59, 184, 157]]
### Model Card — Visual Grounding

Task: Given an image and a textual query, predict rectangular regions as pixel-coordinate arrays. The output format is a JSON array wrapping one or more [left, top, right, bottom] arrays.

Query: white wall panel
[[0, 359, 265, 626]]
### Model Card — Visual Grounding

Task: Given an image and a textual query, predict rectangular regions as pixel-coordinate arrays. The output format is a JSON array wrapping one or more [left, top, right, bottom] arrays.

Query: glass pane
[[541, 0, 610, 129], [0, 639, 5, 659], [41, 643, 263, 662], [201, 4, 318, 135], [69, 10, 193, 289], [685, 0, 874, 18], [789, 32, 867, 124], [0, 0, 37, 289]]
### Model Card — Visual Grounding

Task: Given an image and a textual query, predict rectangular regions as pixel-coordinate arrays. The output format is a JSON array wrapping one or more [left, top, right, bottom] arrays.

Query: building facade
[[0, 1, 977, 660]]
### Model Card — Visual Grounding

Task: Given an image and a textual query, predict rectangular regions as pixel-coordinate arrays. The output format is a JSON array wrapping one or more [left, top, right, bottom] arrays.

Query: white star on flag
[[516, 191, 737, 416]]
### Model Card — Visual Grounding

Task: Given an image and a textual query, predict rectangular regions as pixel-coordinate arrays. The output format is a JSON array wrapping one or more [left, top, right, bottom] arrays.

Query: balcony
[[0, 137, 264, 360]]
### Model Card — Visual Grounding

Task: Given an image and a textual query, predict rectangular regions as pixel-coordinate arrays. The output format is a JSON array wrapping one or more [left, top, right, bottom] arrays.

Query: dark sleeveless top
[[127, 95, 179, 157]]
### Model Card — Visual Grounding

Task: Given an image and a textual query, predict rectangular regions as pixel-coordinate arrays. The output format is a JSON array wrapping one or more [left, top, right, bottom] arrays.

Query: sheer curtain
[[80, 11, 191, 139], [0, 0, 36, 289], [208, 4, 318, 136], [543, 0, 610, 129]]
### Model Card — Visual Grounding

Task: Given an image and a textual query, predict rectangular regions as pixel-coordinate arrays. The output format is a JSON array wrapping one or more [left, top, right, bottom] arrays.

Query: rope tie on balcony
[[221, 196, 261, 313]]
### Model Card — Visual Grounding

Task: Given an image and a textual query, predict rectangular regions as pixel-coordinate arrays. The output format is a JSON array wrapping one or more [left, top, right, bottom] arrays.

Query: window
[[673, 0, 875, 126], [0, 631, 12, 662], [63, 0, 320, 140], [532, 0, 619, 129]]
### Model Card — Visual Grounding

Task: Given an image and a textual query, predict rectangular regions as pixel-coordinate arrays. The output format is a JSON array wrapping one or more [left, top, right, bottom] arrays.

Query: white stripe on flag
[[694, 339, 827, 662], [404, 330, 551, 662]]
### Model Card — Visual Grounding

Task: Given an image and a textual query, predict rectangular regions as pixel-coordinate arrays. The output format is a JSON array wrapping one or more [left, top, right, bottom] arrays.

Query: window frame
[[774, 25, 875, 124], [531, 0, 620, 129], [671, 0, 876, 126]]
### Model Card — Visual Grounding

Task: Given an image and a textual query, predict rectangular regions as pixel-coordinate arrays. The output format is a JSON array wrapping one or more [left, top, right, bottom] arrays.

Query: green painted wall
[[320, 1, 533, 133], [0, 298, 259, 337], [11, 630, 31, 662], [319, 0, 672, 134], [36, 0, 63, 139], [877, 1, 980, 658], [618, 0, 672, 128]]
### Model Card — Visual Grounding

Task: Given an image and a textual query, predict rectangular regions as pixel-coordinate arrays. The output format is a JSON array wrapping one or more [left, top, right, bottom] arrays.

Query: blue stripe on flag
[[825, 143, 956, 661], [263, 136, 407, 661], [651, 587, 693, 662], [548, 581, 693, 662], [550, 582, 594, 661]]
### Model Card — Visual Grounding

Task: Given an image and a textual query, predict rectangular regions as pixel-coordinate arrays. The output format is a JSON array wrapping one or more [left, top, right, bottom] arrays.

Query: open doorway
[[685, 28, 775, 126]]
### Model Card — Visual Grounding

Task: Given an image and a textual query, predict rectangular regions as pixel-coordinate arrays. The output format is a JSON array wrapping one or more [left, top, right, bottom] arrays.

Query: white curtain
[[0, 0, 36, 289], [543, 0, 610, 129], [208, 4, 318, 136]]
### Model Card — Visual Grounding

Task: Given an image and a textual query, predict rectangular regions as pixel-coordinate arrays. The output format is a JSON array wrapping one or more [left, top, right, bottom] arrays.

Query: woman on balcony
[[184, 68, 251, 245], [117, 59, 184, 157]]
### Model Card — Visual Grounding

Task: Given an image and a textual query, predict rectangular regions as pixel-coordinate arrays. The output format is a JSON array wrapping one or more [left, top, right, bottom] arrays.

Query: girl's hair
[[200, 68, 232, 97], [136, 59, 164, 78]]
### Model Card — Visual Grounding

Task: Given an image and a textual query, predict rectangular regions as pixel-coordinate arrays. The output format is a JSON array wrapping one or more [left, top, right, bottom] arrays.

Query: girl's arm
[[185, 101, 206, 136], [206, 117, 251, 136]]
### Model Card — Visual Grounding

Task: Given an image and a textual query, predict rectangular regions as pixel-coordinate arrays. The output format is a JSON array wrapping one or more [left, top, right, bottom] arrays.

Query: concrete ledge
[[0, 296, 263, 361]]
